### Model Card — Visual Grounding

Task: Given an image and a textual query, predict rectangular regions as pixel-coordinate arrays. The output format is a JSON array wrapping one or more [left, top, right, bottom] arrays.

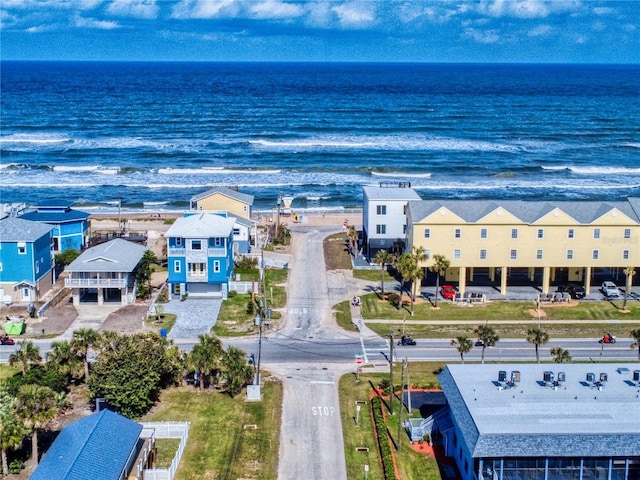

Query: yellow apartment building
[[190, 186, 254, 220], [406, 198, 640, 296]]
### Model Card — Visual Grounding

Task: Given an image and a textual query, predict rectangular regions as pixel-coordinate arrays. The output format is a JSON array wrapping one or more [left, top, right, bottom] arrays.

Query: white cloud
[[332, 2, 375, 27], [593, 7, 614, 16], [2, 0, 102, 9], [249, 1, 303, 20], [107, 0, 158, 19], [478, 0, 578, 19], [171, 0, 238, 19], [26, 24, 58, 33], [74, 14, 119, 29], [463, 27, 500, 43], [305, 1, 332, 28], [527, 24, 552, 37]]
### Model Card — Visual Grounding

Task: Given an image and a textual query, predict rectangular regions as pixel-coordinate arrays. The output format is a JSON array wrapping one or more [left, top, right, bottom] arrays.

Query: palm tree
[[450, 336, 473, 363], [189, 334, 224, 391], [15, 384, 57, 465], [474, 324, 499, 364], [393, 253, 414, 310], [550, 347, 571, 364], [622, 267, 636, 311], [70, 328, 99, 381], [9, 340, 41, 376], [0, 386, 26, 476], [526, 327, 550, 364], [374, 249, 393, 299], [47, 340, 83, 381], [222, 346, 254, 396], [630, 328, 640, 360], [407, 263, 424, 317], [430, 254, 450, 308], [346, 225, 359, 257]]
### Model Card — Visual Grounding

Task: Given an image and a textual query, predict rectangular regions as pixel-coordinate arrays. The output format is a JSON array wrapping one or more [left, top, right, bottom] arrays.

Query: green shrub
[[228, 290, 238, 298], [371, 396, 398, 480], [9, 459, 24, 474]]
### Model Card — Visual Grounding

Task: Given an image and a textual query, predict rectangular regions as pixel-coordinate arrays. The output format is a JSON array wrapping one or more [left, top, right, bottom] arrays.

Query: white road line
[[310, 381, 335, 385], [360, 337, 368, 363]]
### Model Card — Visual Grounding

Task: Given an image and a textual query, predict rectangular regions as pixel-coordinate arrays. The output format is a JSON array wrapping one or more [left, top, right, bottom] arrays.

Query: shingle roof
[[439, 364, 640, 458], [408, 198, 640, 224], [66, 238, 147, 273], [190, 186, 254, 205], [0, 217, 53, 242], [165, 213, 236, 238], [31, 409, 142, 480], [363, 185, 422, 201]]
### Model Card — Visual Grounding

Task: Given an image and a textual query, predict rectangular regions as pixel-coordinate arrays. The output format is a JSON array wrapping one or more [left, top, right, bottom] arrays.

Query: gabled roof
[[363, 185, 422, 201], [408, 198, 640, 224], [0, 217, 53, 242], [66, 239, 147, 273], [31, 409, 142, 480], [165, 213, 236, 238], [20, 209, 90, 224], [191, 186, 254, 206]]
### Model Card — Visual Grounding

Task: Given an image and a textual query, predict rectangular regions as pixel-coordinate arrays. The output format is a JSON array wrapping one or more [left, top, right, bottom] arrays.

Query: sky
[[0, 1, 638, 63]]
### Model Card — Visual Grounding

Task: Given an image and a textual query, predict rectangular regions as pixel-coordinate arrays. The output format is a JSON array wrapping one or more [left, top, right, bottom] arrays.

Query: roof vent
[[633, 370, 640, 382], [599, 373, 608, 383], [586, 372, 595, 383], [557, 372, 566, 383], [498, 371, 507, 382], [510, 371, 520, 384], [543, 371, 554, 383]]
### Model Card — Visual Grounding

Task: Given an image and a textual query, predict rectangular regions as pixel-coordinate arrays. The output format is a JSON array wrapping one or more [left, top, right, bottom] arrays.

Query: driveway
[[163, 297, 222, 339]]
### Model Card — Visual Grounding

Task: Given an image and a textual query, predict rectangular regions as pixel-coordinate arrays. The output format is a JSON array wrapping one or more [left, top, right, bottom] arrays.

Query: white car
[[601, 281, 620, 298]]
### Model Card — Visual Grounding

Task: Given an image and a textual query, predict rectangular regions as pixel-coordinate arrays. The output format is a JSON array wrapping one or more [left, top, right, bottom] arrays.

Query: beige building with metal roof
[[406, 198, 640, 296]]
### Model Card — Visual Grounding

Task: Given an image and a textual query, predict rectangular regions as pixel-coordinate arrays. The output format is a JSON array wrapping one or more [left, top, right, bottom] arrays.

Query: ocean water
[[1, 62, 639, 214]]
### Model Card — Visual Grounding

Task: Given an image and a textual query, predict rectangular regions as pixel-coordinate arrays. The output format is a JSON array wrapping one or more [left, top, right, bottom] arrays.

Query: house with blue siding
[[0, 216, 54, 304], [165, 213, 236, 299], [20, 201, 90, 253], [31, 409, 155, 480]]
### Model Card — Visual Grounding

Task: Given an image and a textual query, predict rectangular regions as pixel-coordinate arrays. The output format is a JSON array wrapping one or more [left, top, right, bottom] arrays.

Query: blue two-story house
[[20, 201, 90, 253], [165, 213, 236, 299], [0, 216, 54, 304]]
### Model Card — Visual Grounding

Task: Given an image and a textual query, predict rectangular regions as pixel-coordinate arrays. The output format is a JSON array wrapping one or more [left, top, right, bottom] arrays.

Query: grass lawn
[[324, 233, 352, 270], [340, 363, 447, 480], [145, 313, 177, 333], [141, 377, 282, 480]]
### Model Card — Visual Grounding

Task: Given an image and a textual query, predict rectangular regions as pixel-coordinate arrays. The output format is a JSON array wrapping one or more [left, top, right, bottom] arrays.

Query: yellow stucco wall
[[195, 193, 250, 219]]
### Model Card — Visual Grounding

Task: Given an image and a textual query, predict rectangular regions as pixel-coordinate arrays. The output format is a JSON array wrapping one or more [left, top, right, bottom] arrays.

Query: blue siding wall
[[167, 257, 186, 283]]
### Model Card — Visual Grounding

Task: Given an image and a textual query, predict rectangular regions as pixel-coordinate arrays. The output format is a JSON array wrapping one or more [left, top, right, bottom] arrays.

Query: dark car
[[556, 284, 585, 299], [440, 285, 457, 300]]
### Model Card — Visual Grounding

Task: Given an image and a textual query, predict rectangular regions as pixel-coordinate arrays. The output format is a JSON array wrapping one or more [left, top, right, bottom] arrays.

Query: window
[[233, 228, 240, 235], [479, 249, 487, 260], [213, 261, 220, 273], [592, 249, 599, 260], [189, 263, 205, 276], [537, 228, 544, 239], [376, 205, 387, 215], [593, 228, 600, 239], [191, 240, 202, 250], [376, 224, 386, 234], [567, 249, 574, 260], [567, 229, 574, 239], [453, 249, 461, 260], [480, 228, 487, 239], [454, 228, 461, 239], [176, 237, 182, 246], [510, 249, 517, 260], [623, 249, 630, 260], [424, 249, 431, 257], [17, 242, 26, 255], [536, 249, 543, 260], [214, 238, 222, 247], [403, 225, 407, 234], [174, 260, 181, 273], [424, 228, 430, 239], [624, 228, 631, 239], [511, 228, 518, 239]]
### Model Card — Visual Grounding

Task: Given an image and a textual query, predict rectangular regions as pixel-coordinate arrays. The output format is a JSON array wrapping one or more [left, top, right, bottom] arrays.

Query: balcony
[[207, 248, 227, 257], [168, 248, 186, 256], [65, 278, 127, 288], [186, 274, 208, 283]]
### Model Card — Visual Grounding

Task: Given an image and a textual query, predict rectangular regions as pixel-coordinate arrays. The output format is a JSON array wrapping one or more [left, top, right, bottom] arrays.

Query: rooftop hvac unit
[[599, 373, 608, 383], [557, 372, 566, 383], [543, 371, 554, 383], [586, 372, 595, 383], [498, 370, 507, 382], [634, 370, 640, 382], [511, 371, 520, 383]]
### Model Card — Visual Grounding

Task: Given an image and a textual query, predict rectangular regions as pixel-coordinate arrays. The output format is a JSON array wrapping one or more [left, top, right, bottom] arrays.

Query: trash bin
[[160, 328, 167, 338]]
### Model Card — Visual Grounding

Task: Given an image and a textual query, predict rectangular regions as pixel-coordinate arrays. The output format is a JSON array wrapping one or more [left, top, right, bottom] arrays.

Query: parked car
[[440, 285, 457, 300], [599, 333, 616, 344], [601, 281, 620, 298], [556, 284, 585, 299]]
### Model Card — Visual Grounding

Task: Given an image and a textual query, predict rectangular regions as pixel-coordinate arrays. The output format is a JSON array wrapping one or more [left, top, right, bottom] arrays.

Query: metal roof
[[66, 238, 147, 273], [31, 409, 142, 480], [0, 216, 53, 242], [20, 209, 90, 223], [165, 213, 236, 238], [408, 198, 640, 224], [439, 363, 640, 458], [190, 186, 255, 205], [363, 185, 422, 201]]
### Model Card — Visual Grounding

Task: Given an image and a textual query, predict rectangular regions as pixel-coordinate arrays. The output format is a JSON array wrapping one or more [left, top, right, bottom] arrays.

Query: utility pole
[[397, 357, 406, 451], [275, 194, 281, 239], [406, 359, 411, 412], [389, 332, 394, 415]]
